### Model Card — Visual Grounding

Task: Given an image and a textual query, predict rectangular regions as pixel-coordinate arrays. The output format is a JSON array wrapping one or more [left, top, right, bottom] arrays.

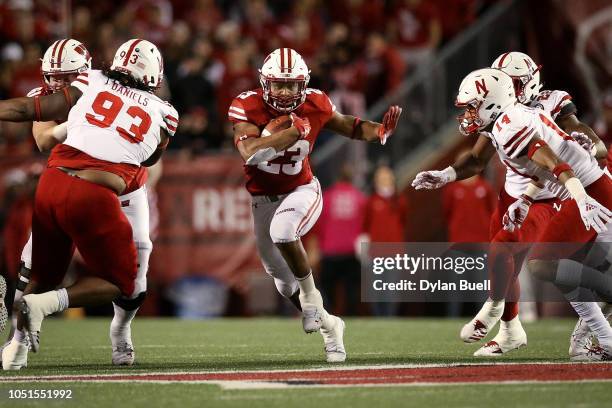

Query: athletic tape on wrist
[[552, 162, 572, 179]]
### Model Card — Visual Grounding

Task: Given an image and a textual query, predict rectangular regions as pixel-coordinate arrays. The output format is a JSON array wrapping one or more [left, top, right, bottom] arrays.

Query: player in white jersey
[[1, 39, 156, 368], [453, 68, 612, 359], [0, 39, 178, 370], [413, 52, 609, 359]]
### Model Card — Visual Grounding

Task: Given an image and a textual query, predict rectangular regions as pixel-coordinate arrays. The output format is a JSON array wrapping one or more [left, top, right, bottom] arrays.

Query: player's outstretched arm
[[323, 106, 402, 144], [233, 114, 310, 165], [411, 133, 495, 190], [0, 87, 81, 123], [556, 114, 607, 159], [528, 135, 611, 232]]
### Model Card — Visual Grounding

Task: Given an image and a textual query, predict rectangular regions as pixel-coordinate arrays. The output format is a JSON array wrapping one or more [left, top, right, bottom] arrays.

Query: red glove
[[377, 105, 402, 145], [290, 113, 311, 139]]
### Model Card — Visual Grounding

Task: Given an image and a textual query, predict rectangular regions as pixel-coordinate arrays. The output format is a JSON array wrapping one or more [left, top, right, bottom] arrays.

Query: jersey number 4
[[85, 91, 151, 143], [258, 140, 310, 175]]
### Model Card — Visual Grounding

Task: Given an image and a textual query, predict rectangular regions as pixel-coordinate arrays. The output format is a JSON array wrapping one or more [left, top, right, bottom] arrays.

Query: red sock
[[502, 301, 519, 321]]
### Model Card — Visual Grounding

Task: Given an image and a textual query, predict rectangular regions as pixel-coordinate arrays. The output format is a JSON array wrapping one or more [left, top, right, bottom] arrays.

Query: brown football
[[261, 115, 292, 137]]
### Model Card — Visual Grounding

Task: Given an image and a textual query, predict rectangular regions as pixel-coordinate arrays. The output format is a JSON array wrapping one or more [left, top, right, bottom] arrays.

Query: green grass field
[[0, 317, 610, 407]]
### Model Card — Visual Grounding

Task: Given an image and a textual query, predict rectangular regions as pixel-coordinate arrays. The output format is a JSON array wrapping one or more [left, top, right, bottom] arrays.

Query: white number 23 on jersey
[[257, 140, 310, 175]]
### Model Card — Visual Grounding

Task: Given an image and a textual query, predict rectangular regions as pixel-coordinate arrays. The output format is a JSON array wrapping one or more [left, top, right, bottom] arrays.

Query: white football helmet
[[491, 51, 541, 104], [455, 68, 516, 135], [259, 48, 310, 112], [110, 39, 163, 90], [41, 39, 91, 91]]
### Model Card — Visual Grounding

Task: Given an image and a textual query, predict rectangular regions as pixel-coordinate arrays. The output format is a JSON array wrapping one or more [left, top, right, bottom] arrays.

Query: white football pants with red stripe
[[252, 177, 322, 298]]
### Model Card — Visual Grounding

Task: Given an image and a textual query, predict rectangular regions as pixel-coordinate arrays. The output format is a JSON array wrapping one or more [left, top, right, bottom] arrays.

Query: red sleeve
[[228, 98, 249, 123], [310, 90, 337, 127]]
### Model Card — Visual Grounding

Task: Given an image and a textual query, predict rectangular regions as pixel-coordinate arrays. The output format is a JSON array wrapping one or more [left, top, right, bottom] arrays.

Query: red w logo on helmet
[[475, 78, 489, 97]]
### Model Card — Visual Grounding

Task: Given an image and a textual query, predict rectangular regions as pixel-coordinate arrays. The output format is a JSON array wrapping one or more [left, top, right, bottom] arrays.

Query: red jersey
[[442, 177, 495, 242], [228, 88, 336, 195], [363, 193, 408, 242]]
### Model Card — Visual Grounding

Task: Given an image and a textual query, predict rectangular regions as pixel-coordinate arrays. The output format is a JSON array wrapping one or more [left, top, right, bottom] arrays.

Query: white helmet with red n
[[456, 68, 516, 135], [41, 39, 91, 91], [491, 51, 541, 104], [110, 39, 164, 90], [259, 48, 310, 112]]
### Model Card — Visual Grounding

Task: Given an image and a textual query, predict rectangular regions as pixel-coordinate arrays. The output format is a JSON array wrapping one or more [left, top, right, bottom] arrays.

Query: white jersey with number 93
[[66, 69, 178, 165]]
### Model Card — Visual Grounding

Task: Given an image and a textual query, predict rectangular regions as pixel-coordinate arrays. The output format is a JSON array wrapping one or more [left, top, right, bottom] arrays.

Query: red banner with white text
[[148, 154, 262, 292]]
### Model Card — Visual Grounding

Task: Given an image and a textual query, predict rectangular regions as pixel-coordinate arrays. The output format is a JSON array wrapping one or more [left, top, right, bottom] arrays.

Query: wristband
[[552, 162, 572, 179], [51, 122, 68, 142], [523, 183, 542, 200], [443, 166, 457, 182], [234, 133, 258, 148], [564, 177, 587, 202]]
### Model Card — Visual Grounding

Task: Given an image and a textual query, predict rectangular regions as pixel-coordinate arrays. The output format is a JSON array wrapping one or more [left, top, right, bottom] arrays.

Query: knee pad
[[273, 278, 298, 299], [527, 259, 555, 282], [114, 291, 147, 311], [269, 217, 298, 244]]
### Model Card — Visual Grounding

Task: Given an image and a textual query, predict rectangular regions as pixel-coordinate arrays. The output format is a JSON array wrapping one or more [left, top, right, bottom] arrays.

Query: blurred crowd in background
[[0, 0, 610, 318], [0, 0, 489, 156]]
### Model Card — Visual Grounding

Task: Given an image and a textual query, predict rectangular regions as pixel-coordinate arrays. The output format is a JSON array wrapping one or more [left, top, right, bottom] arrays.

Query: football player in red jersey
[[228, 48, 402, 363]]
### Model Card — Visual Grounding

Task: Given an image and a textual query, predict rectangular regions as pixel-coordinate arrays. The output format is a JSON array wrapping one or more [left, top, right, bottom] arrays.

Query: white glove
[[577, 195, 612, 233], [503, 195, 533, 232], [412, 166, 457, 190], [570, 131, 595, 156]]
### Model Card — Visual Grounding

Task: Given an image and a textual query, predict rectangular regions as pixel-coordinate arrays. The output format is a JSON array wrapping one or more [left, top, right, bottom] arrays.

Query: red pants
[[31, 168, 137, 296], [529, 175, 612, 259], [488, 187, 560, 319]]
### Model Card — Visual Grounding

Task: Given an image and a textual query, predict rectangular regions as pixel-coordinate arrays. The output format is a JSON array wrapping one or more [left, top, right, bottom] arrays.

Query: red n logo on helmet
[[475, 78, 489, 97]]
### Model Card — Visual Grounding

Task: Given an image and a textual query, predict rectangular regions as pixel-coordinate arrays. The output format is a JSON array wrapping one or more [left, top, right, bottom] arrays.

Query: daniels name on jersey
[[228, 88, 336, 196], [489, 103, 602, 199], [66, 70, 178, 165]]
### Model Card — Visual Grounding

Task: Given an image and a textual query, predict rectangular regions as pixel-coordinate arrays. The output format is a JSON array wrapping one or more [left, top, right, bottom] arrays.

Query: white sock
[[296, 272, 335, 329], [499, 316, 524, 338], [296, 271, 316, 296], [476, 298, 505, 320], [56, 289, 69, 311], [111, 303, 137, 334], [570, 301, 612, 343]]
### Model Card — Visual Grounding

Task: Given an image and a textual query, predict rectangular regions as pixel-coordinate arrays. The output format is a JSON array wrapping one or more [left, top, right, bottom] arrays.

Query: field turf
[[0, 317, 610, 407]]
